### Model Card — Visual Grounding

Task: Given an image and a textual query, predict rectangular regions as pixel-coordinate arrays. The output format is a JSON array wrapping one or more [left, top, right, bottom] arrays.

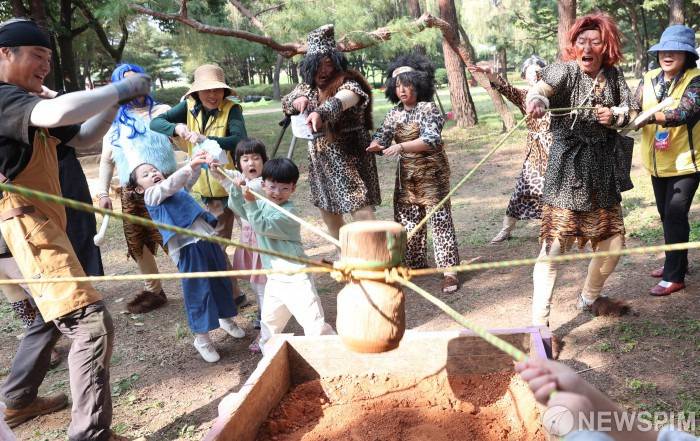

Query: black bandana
[[0, 20, 51, 49]]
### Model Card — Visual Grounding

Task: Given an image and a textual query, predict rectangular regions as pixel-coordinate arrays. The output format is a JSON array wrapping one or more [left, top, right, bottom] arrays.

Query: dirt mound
[[256, 371, 545, 441]]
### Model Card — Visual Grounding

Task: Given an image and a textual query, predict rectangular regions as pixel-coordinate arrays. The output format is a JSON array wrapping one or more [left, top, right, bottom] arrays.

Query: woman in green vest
[[635, 25, 700, 296], [150, 64, 248, 304]]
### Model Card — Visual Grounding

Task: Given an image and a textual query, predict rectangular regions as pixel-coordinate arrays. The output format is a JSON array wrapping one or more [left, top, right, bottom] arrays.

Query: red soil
[[256, 371, 545, 441]]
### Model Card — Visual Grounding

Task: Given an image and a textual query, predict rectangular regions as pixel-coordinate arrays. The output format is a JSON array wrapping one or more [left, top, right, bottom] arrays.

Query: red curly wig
[[562, 12, 623, 68]]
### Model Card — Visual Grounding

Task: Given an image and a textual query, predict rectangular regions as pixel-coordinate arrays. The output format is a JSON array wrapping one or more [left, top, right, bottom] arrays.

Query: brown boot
[[126, 290, 167, 314], [4, 393, 68, 428]]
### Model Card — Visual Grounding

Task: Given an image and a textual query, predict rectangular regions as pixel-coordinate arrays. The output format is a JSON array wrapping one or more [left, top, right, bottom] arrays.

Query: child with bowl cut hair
[[214, 158, 334, 354]]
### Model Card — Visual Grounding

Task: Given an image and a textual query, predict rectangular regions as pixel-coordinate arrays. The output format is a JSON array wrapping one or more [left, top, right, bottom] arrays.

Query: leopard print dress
[[539, 62, 637, 251], [282, 80, 381, 214], [491, 75, 552, 220], [373, 102, 459, 269]]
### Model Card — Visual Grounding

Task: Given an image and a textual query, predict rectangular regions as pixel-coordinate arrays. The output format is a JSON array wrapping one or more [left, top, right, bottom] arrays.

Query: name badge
[[654, 130, 670, 151]]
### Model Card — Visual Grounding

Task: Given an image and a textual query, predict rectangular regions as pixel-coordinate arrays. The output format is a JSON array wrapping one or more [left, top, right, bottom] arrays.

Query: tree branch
[[228, 0, 265, 31], [128, 1, 478, 72], [255, 2, 285, 16], [423, 13, 515, 128], [116, 17, 128, 57], [71, 23, 89, 37], [129, 2, 303, 57], [76, 0, 127, 62]]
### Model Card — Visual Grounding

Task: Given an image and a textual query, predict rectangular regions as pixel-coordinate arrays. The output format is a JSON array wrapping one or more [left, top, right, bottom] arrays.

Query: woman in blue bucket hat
[[634, 24, 700, 296]]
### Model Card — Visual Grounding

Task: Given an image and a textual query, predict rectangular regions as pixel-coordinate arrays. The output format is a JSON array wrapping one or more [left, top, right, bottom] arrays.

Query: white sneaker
[[219, 318, 245, 338], [576, 293, 602, 311], [194, 337, 220, 363]]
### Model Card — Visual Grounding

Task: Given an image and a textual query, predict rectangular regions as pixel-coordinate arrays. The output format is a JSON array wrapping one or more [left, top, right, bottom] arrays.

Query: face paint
[[574, 29, 604, 75]]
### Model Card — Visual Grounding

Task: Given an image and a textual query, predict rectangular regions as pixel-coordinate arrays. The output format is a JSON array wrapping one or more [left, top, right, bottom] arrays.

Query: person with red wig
[[524, 13, 638, 327]]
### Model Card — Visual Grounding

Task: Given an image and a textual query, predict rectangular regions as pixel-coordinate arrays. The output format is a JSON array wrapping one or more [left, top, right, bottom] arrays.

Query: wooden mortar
[[336, 220, 406, 353]]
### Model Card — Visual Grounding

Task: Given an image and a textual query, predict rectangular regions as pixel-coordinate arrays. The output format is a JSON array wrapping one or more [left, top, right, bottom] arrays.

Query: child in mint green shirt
[[215, 158, 334, 353]]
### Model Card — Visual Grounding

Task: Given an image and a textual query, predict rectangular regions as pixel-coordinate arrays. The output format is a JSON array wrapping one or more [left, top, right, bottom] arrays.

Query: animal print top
[[491, 75, 552, 174], [372, 101, 444, 150], [281, 80, 381, 214], [540, 61, 638, 211]]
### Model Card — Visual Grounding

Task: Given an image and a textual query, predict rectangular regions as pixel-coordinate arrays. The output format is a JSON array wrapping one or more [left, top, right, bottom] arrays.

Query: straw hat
[[185, 64, 233, 98]]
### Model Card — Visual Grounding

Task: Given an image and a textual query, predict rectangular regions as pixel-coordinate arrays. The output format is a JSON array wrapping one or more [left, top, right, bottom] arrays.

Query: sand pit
[[256, 371, 545, 441]]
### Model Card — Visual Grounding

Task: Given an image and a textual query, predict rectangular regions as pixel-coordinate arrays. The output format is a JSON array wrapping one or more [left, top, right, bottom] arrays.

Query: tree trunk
[[58, 0, 80, 91], [57, 36, 80, 91], [49, 36, 62, 91], [641, 6, 650, 70], [428, 12, 517, 129], [25, 0, 60, 90], [669, 0, 684, 24], [272, 54, 284, 99], [11, 0, 29, 17], [438, 0, 477, 128], [620, 0, 645, 78], [495, 47, 507, 78], [289, 60, 299, 84], [243, 57, 250, 85], [557, 0, 576, 58], [83, 58, 94, 90], [407, 0, 426, 54]]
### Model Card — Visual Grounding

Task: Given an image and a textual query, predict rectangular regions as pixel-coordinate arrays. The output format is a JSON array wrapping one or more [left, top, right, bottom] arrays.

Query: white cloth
[[143, 164, 215, 264], [658, 426, 699, 441], [291, 114, 313, 140], [259, 274, 334, 352], [193, 139, 228, 165]]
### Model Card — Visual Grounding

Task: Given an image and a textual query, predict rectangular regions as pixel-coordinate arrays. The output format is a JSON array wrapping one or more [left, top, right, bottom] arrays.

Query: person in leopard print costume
[[281, 25, 381, 240], [368, 54, 460, 293], [468, 56, 553, 244], [525, 13, 637, 327]]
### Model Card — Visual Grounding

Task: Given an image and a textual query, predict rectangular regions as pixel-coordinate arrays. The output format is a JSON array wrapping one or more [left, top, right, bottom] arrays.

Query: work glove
[[112, 73, 152, 104]]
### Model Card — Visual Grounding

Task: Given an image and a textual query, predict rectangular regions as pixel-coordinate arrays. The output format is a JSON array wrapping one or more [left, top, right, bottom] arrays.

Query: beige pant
[[135, 246, 161, 293], [531, 234, 623, 326], [320, 206, 375, 240], [0, 256, 29, 303]]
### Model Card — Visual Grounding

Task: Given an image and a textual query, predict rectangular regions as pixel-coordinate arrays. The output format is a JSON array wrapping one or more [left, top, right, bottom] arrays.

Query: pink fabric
[[231, 220, 266, 285]]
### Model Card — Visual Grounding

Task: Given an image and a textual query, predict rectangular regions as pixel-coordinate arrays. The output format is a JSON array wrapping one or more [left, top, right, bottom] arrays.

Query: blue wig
[[111, 63, 155, 143]]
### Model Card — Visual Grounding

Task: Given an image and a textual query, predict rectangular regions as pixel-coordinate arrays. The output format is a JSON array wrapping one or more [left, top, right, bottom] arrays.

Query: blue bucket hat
[[648, 25, 698, 61]]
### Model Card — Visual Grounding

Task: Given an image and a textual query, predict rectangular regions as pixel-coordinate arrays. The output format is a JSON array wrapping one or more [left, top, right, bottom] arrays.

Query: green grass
[[111, 373, 141, 397], [0, 301, 22, 335], [594, 319, 700, 357], [627, 378, 657, 394]]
